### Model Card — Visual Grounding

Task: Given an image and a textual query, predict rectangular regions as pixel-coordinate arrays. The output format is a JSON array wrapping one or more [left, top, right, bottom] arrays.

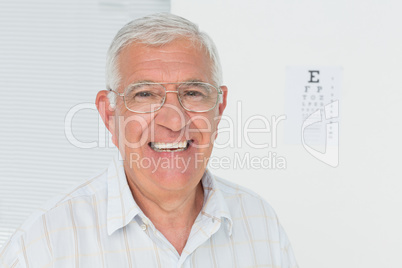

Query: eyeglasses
[[109, 81, 222, 113]]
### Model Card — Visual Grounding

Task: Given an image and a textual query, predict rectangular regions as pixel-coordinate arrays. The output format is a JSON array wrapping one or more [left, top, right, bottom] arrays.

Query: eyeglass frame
[[108, 81, 223, 113]]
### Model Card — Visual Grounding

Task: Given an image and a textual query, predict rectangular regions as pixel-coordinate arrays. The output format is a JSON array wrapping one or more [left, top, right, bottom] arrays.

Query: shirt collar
[[200, 169, 233, 236], [106, 154, 142, 235], [106, 154, 233, 236]]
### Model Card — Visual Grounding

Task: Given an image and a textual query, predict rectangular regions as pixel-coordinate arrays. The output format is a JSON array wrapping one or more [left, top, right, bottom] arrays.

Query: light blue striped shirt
[[0, 156, 298, 268]]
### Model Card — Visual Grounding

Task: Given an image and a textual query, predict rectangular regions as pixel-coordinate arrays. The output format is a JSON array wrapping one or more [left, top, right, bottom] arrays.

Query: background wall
[[171, 0, 402, 267], [1, 0, 401, 267]]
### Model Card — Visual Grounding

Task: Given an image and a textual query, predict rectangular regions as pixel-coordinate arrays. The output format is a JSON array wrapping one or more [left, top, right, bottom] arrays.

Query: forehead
[[117, 39, 213, 87]]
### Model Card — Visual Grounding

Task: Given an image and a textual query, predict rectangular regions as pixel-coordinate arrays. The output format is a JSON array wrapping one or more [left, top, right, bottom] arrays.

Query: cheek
[[123, 121, 143, 143], [118, 114, 151, 146], [189, 115, 218, 143]]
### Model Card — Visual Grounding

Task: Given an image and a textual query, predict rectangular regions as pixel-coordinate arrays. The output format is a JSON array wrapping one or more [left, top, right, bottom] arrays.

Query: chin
[[151, 162, 203, 189]]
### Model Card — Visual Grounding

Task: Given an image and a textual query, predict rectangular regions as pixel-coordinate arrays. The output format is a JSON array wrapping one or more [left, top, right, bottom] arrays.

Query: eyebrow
[[125, 79, 209, 88], [132, 80, 155, 84], [181, 79, 205, 83], [132, 79, 206, 83]]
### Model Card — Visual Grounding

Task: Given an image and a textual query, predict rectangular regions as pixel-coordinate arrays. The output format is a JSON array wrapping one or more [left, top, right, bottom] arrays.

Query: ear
[[219, 86, 228, 116], [218, 85, 228, 117], [214, 85, 228, 140], [96, 90, 117, 146]]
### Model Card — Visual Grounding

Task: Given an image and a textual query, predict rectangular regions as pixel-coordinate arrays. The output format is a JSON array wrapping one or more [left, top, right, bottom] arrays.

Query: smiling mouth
[[149, 140, 192, 152]]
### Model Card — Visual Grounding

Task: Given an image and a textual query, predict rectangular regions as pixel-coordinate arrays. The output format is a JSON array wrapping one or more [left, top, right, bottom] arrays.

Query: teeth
[[151, 141, 190, 152]]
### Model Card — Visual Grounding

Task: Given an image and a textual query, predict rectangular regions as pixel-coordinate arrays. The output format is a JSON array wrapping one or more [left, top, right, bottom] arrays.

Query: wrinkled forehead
[[117, 39, 214, 86]]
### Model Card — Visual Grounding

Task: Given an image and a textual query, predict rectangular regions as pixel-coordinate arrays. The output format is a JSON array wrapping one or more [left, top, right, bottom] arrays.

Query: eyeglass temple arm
[[108, 89, 124, 97]]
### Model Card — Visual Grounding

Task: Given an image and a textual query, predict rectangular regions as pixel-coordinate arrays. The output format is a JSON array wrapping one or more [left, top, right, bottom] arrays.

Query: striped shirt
[[0, 156, 298, 268]]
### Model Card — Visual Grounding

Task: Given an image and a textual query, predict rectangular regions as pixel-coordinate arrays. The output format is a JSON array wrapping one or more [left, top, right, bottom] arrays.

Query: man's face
[[110, 39, 227, 196]]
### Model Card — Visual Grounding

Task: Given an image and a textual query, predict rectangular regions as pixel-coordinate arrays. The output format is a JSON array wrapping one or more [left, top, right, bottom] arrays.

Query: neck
[[133, 182, 204, 226], [127, 175, 204, 255]]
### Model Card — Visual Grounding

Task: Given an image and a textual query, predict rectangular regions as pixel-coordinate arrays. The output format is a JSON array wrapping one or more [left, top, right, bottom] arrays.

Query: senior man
[[0, 13, 298, 268]]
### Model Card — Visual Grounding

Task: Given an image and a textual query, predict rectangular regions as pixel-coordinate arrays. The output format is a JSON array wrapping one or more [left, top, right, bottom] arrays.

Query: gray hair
[[105, 13, 223, 107]]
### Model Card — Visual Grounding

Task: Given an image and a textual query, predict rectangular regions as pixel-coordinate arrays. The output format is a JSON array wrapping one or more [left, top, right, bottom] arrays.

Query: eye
[[135, 91, 153, 98], [184, 90, 204, 97]]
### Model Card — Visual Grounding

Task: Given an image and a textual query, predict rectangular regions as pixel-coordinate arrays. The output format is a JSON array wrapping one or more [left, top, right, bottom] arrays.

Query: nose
[[153, 90, 190, 132]]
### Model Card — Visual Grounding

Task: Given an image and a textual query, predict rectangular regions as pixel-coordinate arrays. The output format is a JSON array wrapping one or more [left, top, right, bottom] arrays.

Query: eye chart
[[285, 66, 342, 164]]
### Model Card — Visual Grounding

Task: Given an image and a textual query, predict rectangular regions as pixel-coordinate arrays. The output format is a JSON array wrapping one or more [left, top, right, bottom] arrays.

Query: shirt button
[[141, 224, 147, 231]]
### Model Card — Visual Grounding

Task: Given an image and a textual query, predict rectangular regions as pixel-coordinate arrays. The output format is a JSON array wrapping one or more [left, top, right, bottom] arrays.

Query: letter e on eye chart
[[285, 66, 342, 163]]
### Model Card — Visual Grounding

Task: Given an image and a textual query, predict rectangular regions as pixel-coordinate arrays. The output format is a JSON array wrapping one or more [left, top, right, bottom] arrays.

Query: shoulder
[[211, 174, 299, 267], [27, 167, 108, 223], [213, 174, 278, 217], [48, 168, 108, 207], [0, 169, 108, 265]]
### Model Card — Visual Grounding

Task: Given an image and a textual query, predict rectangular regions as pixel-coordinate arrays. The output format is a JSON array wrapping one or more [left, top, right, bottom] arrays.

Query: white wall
[[172, 0, 402, 267]]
